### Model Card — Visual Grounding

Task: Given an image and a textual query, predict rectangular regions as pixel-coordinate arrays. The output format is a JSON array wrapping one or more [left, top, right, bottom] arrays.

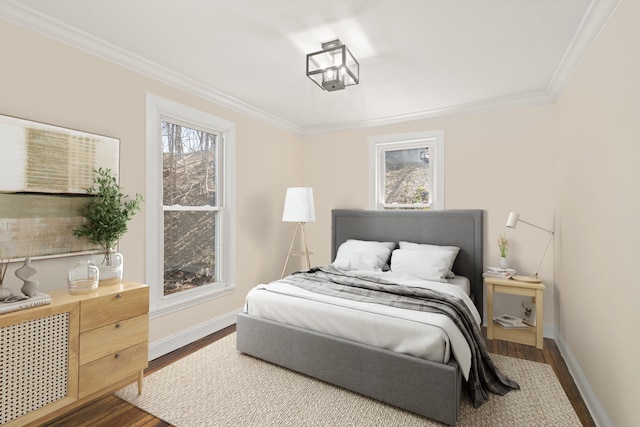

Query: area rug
[[117, 333, 581, 426]]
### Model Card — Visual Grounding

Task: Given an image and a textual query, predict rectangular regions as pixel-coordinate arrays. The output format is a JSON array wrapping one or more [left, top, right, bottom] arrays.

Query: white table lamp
[[281, 187, 315, 278], [506, 212, 554, 283]]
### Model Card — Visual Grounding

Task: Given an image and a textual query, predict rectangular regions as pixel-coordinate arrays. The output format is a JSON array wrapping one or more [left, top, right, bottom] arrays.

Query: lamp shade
[[506, 212, 520, 228], [282, 187, 315, 223]]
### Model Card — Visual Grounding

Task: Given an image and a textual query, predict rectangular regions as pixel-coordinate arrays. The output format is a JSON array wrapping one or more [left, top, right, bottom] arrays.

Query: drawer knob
[[115, 323, 121, 329], [116, 293, 123, 299], [115, 354, 121, 359]]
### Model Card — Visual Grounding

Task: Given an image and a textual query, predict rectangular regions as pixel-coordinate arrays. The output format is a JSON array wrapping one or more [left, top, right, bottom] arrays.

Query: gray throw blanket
[[280, 265, 519, 408]]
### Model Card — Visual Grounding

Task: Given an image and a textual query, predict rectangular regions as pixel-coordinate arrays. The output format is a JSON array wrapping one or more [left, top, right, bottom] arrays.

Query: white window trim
[[145, 93, 236, 317], [369, 130, 444, 210]]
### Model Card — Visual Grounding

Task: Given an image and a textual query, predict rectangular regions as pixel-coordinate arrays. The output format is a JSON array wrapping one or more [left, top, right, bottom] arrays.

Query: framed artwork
[[522, 301, 537, 326], [0, 114, 119, 260]]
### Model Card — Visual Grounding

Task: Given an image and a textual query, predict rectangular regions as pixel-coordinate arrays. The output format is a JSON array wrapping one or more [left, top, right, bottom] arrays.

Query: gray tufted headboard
[[331, 209, 484, 319]]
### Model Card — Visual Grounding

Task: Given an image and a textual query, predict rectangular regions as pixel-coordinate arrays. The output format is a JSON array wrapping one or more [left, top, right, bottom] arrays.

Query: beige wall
[[0, 19, 302, 345], [555, 0, 639, 424], [3, 2, 635, 422], [0, 16, 558, 333], [303, 105, 557, 322]]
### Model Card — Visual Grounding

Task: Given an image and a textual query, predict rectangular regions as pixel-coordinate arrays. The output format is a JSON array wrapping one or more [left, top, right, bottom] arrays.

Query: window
[[146, 94, 235, 315], [369, 131, 444, 210]]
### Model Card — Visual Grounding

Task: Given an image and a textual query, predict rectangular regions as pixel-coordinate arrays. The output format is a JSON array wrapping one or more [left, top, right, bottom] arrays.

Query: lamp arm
[[518, 218, 553, 234], [533, 230, 554, 278]]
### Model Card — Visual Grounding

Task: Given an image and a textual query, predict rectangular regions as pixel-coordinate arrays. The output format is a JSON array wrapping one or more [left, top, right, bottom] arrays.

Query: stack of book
[[483, 266, 516, 279], [493, 314, 528, 328], [0, 292, 51, 314]]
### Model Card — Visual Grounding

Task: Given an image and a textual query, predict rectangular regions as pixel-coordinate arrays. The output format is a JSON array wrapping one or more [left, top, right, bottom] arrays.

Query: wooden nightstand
[[485, 276, 545, 349]]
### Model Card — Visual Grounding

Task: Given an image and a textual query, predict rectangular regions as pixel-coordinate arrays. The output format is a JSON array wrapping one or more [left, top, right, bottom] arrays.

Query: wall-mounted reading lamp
[[506, 212, 554, 283]]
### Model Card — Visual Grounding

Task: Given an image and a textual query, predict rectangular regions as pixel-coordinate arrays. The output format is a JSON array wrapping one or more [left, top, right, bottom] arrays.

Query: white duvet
[[244, 271, 480, 380]]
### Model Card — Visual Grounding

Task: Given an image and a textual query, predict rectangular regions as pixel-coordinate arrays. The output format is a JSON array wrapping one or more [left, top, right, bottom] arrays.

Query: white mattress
[[445, 275, 470, 295], [244, 272, 479, 379]]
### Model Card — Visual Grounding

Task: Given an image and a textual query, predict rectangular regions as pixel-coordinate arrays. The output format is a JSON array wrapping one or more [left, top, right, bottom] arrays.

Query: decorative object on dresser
[[72, 168, 144, 285], [505, 211, 554, 283], [280, 187, 315, 278], [0, 258, 13, 299], [0, 257, 52, 313], [0, 281, 149, 427], [67, 259, 100, 294], [15, 257, 39, 297]]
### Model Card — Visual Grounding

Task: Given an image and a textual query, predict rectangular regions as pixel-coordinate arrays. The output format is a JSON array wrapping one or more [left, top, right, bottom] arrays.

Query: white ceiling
[[0, 0, 618, 133]]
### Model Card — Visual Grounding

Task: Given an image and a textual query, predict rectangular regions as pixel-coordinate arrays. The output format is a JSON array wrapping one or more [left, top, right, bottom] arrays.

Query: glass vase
[[67, 260, 99, 294], [92, 249, 124, 286]]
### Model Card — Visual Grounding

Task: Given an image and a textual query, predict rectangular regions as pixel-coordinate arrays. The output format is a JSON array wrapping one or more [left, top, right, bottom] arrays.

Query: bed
[[237, 209, 513, 425]]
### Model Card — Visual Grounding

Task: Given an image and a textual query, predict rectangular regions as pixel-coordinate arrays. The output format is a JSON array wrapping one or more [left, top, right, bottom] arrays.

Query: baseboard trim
[[148, 307, 241, 361], [554, 329, 611, 427]]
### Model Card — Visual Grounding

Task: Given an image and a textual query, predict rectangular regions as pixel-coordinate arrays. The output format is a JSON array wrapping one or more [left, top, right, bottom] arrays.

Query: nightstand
[[485, 276, 545, 349]]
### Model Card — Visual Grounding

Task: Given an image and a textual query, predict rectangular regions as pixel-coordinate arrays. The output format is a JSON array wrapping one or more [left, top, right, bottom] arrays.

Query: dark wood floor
[[45, 325, 595, 427]]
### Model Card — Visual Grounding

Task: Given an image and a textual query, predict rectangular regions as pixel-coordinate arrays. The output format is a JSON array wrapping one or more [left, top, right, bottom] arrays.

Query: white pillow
[[333, 239, 396, 271], [398, 241, 460, 278], [390, 248, 453, 282]]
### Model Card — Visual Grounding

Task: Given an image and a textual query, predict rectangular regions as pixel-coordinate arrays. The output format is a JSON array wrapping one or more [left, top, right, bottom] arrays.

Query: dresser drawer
[[80, 286, 148, 332], [79, 313, 149, 365], [78, 341, 148, 399]]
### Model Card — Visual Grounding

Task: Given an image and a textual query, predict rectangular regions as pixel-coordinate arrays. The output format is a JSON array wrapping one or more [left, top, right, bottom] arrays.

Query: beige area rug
[[117, 333, 581, 426]]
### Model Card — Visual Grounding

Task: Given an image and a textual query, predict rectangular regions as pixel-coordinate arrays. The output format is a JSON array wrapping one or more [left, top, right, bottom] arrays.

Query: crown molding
[[301, 90, 555, 135], [0, 0, 620, 135], [0, 0, 302, 134], [546, 0, 621, 99]]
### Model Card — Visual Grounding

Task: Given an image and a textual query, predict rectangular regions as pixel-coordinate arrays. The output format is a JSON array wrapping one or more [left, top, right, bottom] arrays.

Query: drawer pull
[[115, 323, 121, 329], [115, 354, 121, 359], [116, 293, 123, 299]]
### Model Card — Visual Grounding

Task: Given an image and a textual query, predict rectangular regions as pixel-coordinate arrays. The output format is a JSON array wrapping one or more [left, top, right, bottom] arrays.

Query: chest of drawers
[[1, 281, 149, 427]]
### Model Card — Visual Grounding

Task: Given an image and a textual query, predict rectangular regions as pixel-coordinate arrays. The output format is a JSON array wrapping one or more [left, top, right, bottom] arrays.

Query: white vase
[[92, 249, 124, 286], [499, 256, 508, 269]]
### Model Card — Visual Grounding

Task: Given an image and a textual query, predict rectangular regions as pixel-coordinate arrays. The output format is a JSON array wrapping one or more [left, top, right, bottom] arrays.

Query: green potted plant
[[73, 168, 144, 284]]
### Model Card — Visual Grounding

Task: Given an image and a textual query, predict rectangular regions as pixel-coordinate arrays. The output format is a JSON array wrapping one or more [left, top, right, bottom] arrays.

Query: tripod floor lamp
[[281, 187, 315, 279], [506, 212, 554, 283]]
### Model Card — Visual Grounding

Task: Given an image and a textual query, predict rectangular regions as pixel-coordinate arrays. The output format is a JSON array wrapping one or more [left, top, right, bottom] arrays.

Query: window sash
[[146, 93, 236, 317], [369, 131, 444, 210]]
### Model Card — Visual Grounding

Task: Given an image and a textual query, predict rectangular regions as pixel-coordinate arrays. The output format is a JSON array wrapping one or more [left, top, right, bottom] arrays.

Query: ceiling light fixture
[[306, 39, 359, 92]]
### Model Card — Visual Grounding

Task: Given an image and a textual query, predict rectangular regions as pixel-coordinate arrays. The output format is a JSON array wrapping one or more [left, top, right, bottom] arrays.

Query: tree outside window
[[162, 121, 220, 295], [370, 131, 444, 210], [146, 93, 235, 314]]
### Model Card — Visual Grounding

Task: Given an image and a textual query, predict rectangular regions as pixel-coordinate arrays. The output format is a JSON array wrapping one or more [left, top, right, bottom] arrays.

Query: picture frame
[[0, 113, 119, 260], [522, 301, 537, 326]]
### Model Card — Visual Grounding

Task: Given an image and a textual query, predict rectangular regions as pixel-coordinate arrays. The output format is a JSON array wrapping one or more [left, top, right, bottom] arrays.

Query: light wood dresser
[[0, 281, 149, 427]]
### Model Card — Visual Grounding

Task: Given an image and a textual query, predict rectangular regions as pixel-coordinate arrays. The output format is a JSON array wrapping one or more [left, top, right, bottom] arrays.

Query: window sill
[[149, 284, 235, 319]]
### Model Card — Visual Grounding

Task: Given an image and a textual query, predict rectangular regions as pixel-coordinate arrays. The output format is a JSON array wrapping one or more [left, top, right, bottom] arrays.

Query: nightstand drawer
[[79, 313, 149, 365], [80, 286, 148, 332], [78, 341, 148, 398]]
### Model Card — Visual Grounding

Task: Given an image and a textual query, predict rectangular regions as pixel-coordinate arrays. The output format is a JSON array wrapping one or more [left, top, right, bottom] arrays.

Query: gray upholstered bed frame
[[237, 209, 484, 425]]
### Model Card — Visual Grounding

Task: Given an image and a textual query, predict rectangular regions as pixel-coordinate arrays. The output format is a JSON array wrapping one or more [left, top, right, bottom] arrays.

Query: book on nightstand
[[483, 267, 516, 279], [493, 313, 528, 328], [0, 292, 51, 314]]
